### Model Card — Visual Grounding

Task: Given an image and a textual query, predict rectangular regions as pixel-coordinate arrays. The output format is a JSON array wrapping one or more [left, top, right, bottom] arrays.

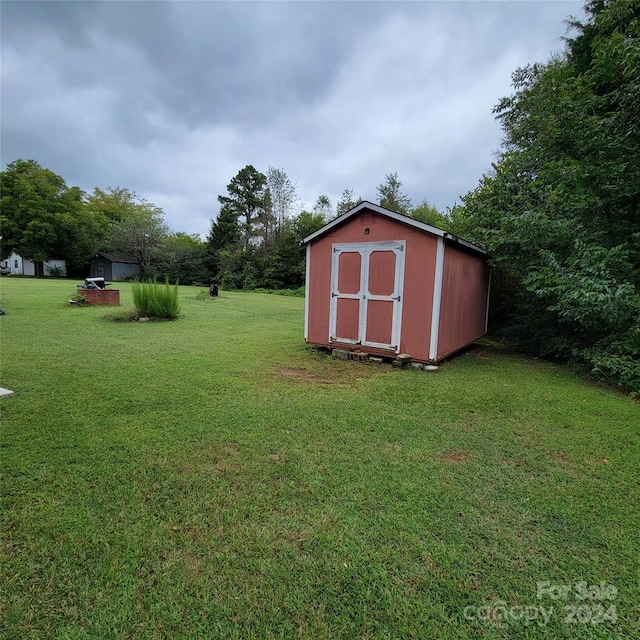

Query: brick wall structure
[[81, 288, 120, 306]]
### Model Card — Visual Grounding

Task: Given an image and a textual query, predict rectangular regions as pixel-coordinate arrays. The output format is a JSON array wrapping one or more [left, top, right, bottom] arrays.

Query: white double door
[[329, 241, 405, 352]]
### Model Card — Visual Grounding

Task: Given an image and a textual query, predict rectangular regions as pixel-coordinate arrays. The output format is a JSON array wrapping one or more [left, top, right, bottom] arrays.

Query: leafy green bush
[[132, 279, 180, 319], [194, 289, 209, 301], [46, 265, 65, 277], [452, 1, 640, 394]]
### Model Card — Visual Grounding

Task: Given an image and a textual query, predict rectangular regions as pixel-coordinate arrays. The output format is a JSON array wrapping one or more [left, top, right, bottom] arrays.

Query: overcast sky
[[1, 0, 586, 237]]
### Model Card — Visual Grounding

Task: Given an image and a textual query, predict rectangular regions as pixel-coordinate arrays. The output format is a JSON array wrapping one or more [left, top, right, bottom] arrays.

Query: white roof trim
[[443, 233, 487, 255], [301, 201, 487, 256]]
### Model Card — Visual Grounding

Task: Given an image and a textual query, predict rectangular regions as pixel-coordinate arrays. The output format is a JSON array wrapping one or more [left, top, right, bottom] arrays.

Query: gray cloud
[[1, 0, 586, 236]]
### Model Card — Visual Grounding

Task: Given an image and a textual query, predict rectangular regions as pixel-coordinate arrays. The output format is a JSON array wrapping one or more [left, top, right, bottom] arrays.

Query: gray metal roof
[[92, 252, 139, 264]]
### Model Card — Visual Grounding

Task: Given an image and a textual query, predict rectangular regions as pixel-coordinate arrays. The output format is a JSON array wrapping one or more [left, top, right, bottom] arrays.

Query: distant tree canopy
[[0, 159, 95, 271], [206, 165, 325, 290], [91, 187, 169, 276], [0, 162, 173, 277], [451, 0, 640, 392], [409, 200, 454, 231], [336, 188, 363, 218], [153, 232, 209, 286]]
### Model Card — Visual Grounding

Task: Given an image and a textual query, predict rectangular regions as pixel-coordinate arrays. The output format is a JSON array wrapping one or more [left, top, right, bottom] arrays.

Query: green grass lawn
[[1, 278, 638, 639]]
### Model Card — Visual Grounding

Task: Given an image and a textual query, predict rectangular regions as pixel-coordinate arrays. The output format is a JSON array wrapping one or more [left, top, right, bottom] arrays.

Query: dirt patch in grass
[[280, 368, 318, 379], [549, 450, 573, 464], [277, 362, 377, 385], [434, 451, 471, 462]]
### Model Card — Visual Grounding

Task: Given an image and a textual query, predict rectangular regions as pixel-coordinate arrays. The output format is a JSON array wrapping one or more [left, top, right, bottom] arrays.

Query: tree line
[[0, 164, 209, 283], [0, 158, 441, 288], [205, 165, 444, 290]]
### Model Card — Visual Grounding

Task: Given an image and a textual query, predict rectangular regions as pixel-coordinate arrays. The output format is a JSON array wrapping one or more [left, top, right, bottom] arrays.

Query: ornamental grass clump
[[132, 278, 180, 319]]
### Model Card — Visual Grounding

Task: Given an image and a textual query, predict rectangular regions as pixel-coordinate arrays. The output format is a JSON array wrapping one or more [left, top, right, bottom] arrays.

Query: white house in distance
[[0, 251, 67, 277]]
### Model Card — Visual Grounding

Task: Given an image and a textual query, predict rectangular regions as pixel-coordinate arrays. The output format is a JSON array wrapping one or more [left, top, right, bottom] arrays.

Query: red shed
[[302, 202, 490, 363]]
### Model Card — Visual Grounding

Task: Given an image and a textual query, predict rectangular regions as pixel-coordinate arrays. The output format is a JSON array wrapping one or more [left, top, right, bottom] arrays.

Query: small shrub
[[68, 292, 85, 305], [132, 279, 180, 319], [120, 273, 143, 282], [46, 265, 65, 277], [102, 309, 139, 322]]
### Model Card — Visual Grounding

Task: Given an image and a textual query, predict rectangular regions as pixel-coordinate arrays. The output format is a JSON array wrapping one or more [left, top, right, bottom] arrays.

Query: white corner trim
[[485, 267, 492, 334], [304, 243, 310, 341], [429, 237, 445, 361]]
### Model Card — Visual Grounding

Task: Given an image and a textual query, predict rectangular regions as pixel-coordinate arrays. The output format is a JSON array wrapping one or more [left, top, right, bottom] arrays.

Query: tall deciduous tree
[[85, 186, 142, 223], [85, 186, 158, 252], [258, 188, 276, 246], [313, 195, 333, 220], [108, 201, 168, 276], [0, 159, 96, 272], [266, 167, 299, 229]]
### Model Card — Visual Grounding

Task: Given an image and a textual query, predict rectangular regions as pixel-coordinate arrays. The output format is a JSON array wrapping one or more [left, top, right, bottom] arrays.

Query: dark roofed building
[[89, 253, 140, 281]]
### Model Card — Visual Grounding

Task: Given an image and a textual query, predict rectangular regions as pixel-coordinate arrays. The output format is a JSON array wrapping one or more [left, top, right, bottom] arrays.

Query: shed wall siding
[[112, 263, 139, 280], [436, 247, 490, 360], [90, 258, 140, 280], [23, 260, 36, 276], [44, 259, 67, 276], [90, 257, 113, 280]]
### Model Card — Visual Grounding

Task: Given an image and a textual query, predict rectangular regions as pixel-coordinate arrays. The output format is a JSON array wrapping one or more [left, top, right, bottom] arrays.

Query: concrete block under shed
[[331, 348, 351, 360]]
